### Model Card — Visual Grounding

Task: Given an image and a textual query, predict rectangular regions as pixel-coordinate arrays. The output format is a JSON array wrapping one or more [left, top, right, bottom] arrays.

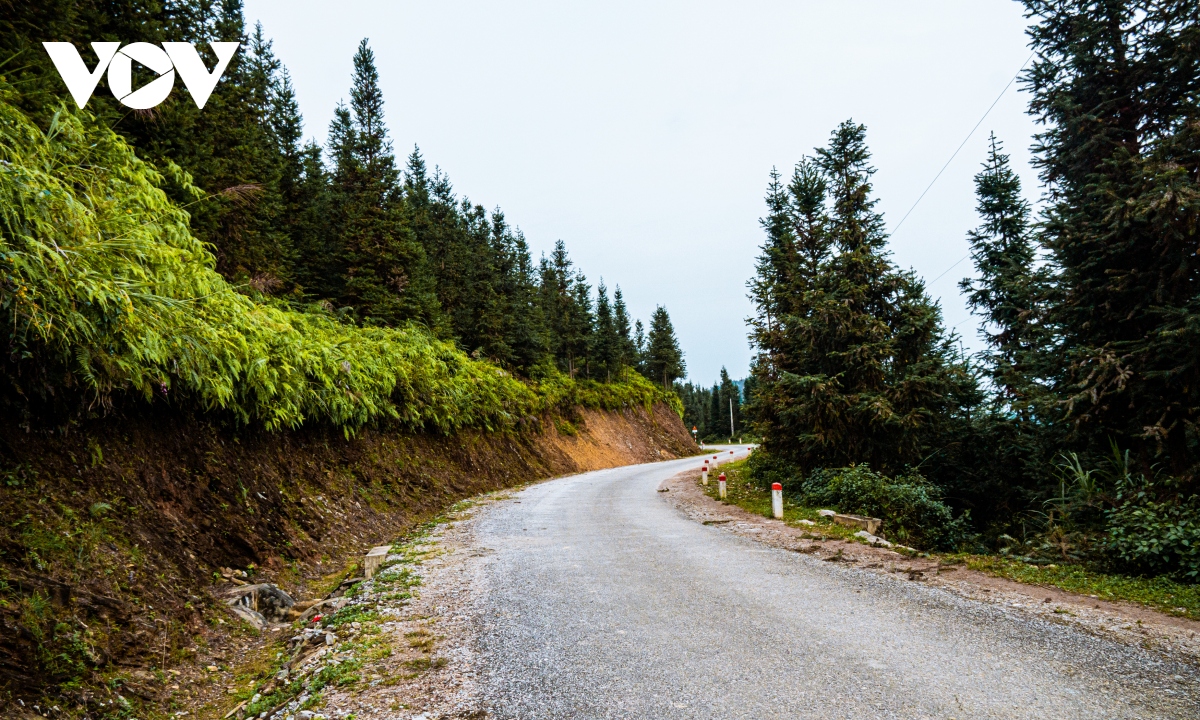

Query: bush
[[744, 447, 798, 492], [0, 90, 678, 431], [1105, 492, 1200, 581], [798, 465, 972, 551]]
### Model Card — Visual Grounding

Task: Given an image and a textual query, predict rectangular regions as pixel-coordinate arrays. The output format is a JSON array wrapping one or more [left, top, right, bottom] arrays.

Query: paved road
[[472, 449, 1199, 719]]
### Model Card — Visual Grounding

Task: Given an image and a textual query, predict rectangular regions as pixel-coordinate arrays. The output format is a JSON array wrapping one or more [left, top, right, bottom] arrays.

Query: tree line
[[0, 0, 687, 389], [677, 370, 755, 443], [746, 0, 1200, 578]]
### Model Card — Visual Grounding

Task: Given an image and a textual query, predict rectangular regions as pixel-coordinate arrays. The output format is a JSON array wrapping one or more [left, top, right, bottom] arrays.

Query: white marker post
[[701, 463, 709, 486], [712, 454, 719, 467], [772, 482, 783, 519], [718, 472, 727, 499]]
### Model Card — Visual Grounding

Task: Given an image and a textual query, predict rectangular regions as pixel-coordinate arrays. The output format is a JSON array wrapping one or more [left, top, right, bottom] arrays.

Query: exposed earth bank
[[0, 402, 693, 715]]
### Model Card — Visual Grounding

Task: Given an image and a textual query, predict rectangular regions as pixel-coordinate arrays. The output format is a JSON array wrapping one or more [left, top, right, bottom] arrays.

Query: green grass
[[707, 459, 1200, 620], [699, 459, 858, 541], [951, 554, 1200, 620]]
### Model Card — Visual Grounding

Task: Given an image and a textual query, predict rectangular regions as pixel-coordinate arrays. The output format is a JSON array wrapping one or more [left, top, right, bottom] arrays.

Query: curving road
[[471, 448, 1199, 719]]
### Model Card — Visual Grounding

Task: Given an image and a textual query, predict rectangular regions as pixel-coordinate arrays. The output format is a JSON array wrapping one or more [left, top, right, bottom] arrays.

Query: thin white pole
[[729, 398, 734, 441]]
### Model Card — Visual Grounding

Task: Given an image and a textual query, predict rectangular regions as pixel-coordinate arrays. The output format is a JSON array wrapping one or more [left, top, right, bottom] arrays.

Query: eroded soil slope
[[0, 402, 692, 713]]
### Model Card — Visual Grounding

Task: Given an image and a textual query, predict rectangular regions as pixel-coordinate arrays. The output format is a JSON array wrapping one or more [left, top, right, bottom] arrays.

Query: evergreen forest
[[745, 0, 1200, 581], [0, 0, 690, 432]]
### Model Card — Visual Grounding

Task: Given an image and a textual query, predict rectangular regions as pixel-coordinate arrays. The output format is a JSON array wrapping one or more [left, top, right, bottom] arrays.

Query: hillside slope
[[0, 403, 693, 712]]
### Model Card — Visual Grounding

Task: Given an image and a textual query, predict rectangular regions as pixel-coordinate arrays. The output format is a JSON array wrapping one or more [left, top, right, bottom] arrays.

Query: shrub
[[1105, 491, 1200, 581], [745, 448, 799, 492], [798, 465, 972, 551], [0, 90, 678, 431]]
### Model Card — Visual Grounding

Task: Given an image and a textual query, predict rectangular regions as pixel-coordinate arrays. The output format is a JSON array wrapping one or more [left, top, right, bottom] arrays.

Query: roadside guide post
[[772, 482, 783, 519], [701, 462, 709, 486], [718, 472, 727, 499]]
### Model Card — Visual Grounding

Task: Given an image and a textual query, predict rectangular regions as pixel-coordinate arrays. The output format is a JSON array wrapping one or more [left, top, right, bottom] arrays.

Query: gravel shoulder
[[661, 463, 1200, 669]]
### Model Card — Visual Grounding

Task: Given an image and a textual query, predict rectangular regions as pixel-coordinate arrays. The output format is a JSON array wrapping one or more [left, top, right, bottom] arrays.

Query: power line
[[891, 53, 1034, 236], [927, 254, 970, 286]]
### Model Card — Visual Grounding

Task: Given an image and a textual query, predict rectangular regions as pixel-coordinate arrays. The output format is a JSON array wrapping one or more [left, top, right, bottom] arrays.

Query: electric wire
[[891, 52, 1034, 237]]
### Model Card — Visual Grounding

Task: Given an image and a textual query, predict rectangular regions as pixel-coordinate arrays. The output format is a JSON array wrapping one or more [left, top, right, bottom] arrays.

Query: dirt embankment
[[0, 403, 693, 712]]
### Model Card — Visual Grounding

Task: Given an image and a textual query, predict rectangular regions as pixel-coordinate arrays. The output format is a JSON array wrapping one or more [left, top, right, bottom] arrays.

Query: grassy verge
[[704, 459, 1200, 621], [948, 554, 1200, 621], [699, 459, 859, 542]]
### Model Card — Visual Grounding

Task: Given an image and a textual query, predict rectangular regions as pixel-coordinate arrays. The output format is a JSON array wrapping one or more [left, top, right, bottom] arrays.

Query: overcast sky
[[243, 0, 1041, 385]]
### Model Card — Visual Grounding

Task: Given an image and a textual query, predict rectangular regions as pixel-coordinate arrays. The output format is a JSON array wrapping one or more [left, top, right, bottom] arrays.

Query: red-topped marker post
[[701, 462, 709, 486], [718, 472, 727, 499], [772, 482, 784, 519]]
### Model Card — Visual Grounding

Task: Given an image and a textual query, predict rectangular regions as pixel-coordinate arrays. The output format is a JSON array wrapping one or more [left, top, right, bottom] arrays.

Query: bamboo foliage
[[0, 93, 674, 431]]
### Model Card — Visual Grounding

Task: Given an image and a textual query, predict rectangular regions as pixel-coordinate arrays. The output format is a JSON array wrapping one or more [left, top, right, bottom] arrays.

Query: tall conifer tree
[[329, 39, 439, 326], [748, 121, 969, 474], [960, 134, 1048, 418], [645, 306, 685, 390], [594, 282, 618, 381], [1024, 0, 1200, 479]]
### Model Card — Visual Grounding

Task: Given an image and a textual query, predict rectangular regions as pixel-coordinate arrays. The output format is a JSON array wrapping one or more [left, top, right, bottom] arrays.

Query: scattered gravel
[[471, 453, 1200, 719]]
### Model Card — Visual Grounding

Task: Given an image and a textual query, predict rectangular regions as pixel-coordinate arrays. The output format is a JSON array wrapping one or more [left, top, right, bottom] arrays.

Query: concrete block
[[364, 545, 391, 578], [832, 513, 882, 535]]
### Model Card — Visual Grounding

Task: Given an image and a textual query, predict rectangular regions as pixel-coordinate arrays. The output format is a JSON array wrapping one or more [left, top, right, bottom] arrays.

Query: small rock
[[225, 584, 296, 622], [797, 519, 816, 526], [324, 632, 337, 646], [817, 509, 836, 517], [853, 530, 893, 547], [206, 665, 219, 672]]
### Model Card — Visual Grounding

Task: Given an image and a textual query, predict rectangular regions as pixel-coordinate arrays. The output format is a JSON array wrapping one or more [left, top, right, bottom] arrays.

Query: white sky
[[242, 0, 1041, 385]]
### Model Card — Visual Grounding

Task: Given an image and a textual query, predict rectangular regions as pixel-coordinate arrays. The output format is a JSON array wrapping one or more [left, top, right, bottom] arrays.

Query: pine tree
[[612, 286, 637, 377], [291, 141, 337, 298], [645, 306, 685, 390], [1024, 0, 1200, 479], [539, 241, 596, 377], [173, 1, 292, 289], [593, 282, 618, 381], [329, 39, 440, 326], [959, 134, 1048, 418], [748, 121, 969, 474], [708, 383, 722, 439], [633, 320, 647, 375], [717, 367, 741, 440], [569, 274, 595, 378]]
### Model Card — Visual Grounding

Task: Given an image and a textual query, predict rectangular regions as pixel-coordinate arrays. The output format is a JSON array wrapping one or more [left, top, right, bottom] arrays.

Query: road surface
[[470, 448, 1198, 719]]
